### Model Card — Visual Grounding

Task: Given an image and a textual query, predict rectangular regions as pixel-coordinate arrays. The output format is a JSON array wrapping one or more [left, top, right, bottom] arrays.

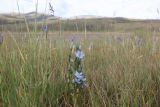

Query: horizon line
[[0, 11, 160, 20]]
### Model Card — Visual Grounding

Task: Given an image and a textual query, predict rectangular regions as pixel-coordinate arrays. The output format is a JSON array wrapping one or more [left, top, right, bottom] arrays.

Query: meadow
[[0, 28, 160, 107]]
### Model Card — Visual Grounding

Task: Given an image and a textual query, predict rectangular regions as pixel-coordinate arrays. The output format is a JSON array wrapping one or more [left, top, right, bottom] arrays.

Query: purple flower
[[42, 25, 48, 32]]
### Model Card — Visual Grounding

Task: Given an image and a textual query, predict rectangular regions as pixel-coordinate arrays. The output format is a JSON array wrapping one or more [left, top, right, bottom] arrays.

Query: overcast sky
[[1, 0, 160, 19]]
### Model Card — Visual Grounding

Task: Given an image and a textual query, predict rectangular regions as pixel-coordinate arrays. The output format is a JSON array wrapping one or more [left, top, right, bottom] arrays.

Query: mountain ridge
[[0, 12, 160, 25]]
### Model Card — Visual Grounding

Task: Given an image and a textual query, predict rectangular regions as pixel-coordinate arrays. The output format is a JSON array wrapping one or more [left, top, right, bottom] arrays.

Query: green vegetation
[[0, 30, 160, 106]]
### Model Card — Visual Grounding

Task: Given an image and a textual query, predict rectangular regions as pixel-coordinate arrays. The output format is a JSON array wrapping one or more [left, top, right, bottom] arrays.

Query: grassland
[[0, 14, 160, 107]]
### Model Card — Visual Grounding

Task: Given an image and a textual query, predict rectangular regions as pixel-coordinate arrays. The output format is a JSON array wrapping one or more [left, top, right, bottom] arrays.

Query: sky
[[1, 0, 160, 19]]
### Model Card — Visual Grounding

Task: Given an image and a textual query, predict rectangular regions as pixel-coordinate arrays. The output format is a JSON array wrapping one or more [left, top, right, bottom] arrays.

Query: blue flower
[[42, 25, 48, 32], [75, 50, 85, 59], [72, 71, 86, 85]]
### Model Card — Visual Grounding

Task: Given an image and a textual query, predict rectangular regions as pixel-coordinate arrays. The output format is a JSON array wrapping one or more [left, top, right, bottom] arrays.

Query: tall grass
[[0, 32, 160, 107]]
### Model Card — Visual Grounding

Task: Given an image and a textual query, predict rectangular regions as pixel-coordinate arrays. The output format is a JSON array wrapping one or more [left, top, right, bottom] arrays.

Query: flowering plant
[[67, 43, 87, 89]]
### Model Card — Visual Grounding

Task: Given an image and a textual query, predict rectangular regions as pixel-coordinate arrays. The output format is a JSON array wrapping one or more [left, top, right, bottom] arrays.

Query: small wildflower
[[72, 71, 86, 85], [74, 71, 86, 81], [42, 25, 48, 32], [75, 50, 85, 59]]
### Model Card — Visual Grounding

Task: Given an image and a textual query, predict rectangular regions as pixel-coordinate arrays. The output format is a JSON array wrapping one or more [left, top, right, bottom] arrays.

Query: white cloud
[[0, 0, 160, 19]]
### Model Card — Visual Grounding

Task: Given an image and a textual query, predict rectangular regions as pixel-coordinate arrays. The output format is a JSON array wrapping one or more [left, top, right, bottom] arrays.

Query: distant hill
[[69, 15, 104, 19], [0, 12, 160, 32], [23, 12, 59, 22], [0, 12, 160, 24], [0, 13, 24, 24], [0, 12, 59, 24]]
